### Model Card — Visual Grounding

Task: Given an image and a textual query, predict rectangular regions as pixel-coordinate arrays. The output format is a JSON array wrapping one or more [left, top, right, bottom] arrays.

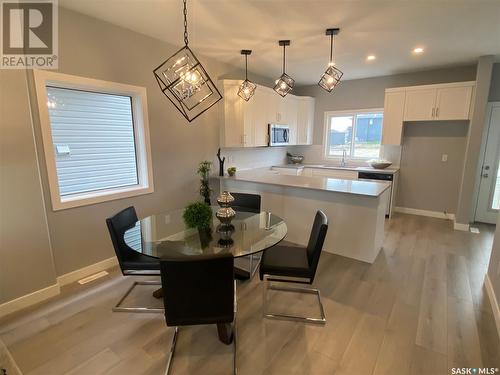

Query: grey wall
[[397, 121, 468, 214], [456, 56, 494, 225], [489, 63, 500, 102], [1, 6, 276, 289], [295, 65, 477, 145], [0, 70, 57, 304]]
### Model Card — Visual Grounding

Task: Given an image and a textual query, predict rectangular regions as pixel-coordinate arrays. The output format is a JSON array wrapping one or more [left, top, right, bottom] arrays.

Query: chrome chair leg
[[164, 326, 179, 375], [112, 280, 164, 313], [262, 275, 326, 324]]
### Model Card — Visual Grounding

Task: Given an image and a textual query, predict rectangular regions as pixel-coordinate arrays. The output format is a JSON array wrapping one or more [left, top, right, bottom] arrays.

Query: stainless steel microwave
[[269, 124, 290, 146]]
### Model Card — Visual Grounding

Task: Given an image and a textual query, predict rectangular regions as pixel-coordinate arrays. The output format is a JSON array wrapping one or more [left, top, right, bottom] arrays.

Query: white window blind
[[46, 87, 139, 197]]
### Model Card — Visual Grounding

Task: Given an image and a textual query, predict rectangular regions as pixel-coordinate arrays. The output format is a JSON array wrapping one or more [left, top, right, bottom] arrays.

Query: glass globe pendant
[[153, 0, 222, 122], [318, 28, 343, 93]]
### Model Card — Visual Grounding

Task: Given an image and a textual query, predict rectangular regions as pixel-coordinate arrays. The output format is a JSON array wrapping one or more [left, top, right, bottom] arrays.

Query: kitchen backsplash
[[217, 147, 288, 171], [287, 144, 402, 167]]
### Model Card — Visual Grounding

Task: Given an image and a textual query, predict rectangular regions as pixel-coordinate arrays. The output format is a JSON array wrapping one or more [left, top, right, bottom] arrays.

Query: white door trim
[[473, 101, 500, 223]]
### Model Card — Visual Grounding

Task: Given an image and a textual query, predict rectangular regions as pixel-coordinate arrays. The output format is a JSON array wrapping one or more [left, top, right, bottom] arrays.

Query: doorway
[[475, 102, 500, 224]]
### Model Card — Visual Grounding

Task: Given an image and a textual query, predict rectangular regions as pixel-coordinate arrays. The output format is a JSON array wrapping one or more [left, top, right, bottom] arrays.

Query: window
[[324, 109, 384, 159], [34, 70, 154, 210]]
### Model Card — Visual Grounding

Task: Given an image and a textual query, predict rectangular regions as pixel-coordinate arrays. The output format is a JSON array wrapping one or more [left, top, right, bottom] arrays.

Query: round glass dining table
[[123, 206, 288, 259]]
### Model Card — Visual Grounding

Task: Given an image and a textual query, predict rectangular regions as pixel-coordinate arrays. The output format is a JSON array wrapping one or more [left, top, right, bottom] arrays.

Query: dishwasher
[[358, 172, 394, 217]]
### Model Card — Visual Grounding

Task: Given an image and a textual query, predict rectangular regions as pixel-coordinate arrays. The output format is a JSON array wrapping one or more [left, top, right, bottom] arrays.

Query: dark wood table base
[[152, 287, 163, 299]]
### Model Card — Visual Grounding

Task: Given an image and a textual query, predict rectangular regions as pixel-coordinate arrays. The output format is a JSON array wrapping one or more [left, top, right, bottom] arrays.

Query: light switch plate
[[441, 154, 448, 162]]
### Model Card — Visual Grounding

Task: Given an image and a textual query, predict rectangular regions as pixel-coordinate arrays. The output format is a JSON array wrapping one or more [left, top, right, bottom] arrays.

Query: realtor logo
[[1, 0, 58, 68]]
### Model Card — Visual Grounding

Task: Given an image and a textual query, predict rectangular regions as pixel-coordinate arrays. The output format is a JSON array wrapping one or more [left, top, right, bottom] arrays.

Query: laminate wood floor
[[1, 213, 499, 375]]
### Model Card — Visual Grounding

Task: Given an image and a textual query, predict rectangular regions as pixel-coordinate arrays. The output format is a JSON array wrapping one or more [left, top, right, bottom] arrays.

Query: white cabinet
[[381, 89, 406, 145], [403, 82, 474, 122], [404, 88, 437, 121], [219, 80, 315, 148], [296, 97, 315, 145], [382, 81, 475, 145], [435, 85, 474, 120]]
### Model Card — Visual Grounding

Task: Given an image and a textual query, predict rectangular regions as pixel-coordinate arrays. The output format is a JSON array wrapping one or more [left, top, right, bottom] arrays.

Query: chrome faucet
[[340, 149, 347, 167]]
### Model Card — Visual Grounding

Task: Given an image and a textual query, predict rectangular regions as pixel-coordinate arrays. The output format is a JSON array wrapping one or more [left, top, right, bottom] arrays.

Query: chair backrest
[[106, 206, 138, 272], [160, 254, 235, 327], [230, 192, 261, 213], [306, 210, 328, 282]]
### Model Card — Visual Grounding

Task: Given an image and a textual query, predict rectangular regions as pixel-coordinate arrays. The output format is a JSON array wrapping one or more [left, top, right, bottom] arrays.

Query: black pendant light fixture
[[318, 28, 343, 93], [153, 0, 222, 122], [238, 50, 257, 101], [273, 40, 294, 97]]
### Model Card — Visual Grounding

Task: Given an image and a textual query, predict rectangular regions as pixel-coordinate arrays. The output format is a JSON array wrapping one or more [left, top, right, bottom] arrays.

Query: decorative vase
[[216, 224, 234, 248], [216, 191, 236, 229]]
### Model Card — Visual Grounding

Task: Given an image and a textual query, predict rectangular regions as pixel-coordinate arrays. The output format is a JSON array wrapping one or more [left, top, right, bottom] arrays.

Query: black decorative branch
[[217, 148, 225, 177]]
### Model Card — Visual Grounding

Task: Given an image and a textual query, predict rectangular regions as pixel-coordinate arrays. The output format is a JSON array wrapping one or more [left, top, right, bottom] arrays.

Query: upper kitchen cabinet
[[296, 96, 315, 145], [404, 87, 437, 121], [219, 80, 315, 148], [382, 81, 475, 145], [381, 89, 406, 145], [435, 85, 474, 120], [403, 81, 475, 122]]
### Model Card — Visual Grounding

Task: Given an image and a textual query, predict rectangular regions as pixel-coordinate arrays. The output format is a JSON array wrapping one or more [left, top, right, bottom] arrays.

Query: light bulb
[[243, 88, 250, 94], [413, 47, 424, 54], [327, 77, 334, 84], [280, 82, 287, 89]]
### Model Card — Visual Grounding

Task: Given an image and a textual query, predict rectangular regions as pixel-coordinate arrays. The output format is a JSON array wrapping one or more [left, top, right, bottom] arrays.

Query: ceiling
[[59, 0, 500, 85]]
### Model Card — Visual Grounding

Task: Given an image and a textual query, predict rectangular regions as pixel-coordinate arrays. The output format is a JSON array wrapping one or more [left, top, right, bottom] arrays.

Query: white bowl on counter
[[367, 159, 392, 169]]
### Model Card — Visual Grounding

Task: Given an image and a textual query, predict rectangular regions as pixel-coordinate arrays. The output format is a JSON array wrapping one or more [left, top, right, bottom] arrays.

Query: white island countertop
[[218, 168, 391, 197]]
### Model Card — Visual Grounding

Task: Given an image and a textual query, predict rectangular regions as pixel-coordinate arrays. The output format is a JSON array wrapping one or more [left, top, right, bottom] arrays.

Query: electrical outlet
[[441, 154, 448, 162]]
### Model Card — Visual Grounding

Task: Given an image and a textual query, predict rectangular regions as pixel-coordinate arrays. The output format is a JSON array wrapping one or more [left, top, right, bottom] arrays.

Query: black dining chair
[[160, 254, 237, 375], [106, 206, 162, 313], [259, 210, 328, 324], [230, 192, 262, 279]]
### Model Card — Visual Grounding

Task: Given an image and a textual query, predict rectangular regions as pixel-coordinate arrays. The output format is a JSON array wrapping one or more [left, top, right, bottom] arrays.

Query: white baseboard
[[0, 256, 118, 319], [393, 206, 456, 220], [0, 283, 60, 319], [57, 256, 118, 286], [485, 275, 500, 339], [453, 221, 470, 232]]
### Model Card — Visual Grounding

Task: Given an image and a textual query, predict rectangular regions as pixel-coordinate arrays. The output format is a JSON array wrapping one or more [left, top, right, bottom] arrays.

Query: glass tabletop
[[123, 206, 287, 258]]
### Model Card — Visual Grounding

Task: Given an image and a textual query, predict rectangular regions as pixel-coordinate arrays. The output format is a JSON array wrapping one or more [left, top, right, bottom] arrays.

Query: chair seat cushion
[[260, 245, 311, 279]]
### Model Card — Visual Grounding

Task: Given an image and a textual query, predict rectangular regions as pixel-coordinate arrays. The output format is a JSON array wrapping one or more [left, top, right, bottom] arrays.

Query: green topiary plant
[[197, 161, 212, 205], [227, 166, 236, 176], [183, 201, 212, 229]]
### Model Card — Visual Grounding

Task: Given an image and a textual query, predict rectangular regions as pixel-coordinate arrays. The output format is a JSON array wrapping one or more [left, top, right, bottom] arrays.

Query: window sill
[[52, 185, 154, 211]]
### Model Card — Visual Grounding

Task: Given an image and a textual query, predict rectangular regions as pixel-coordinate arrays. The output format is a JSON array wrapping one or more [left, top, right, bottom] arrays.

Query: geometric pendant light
[[273, 40, 295, 97], [318, 28, 343, 93], [153, 0, 222, 122], [238, 50, 257, 101]]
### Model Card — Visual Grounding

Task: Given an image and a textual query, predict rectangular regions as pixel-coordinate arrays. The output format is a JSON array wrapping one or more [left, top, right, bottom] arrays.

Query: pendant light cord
[[245, 54, 248, 80], [283, 44, 286, 74], [183, 0, 189, 45], [329, 33, 333, 64]]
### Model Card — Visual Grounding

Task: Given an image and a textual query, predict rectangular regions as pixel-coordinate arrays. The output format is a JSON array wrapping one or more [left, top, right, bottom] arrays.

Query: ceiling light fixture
[[273, 40, 294, 97], [413, 47, 424, 54], [367, 55, 376, 61], [318, 28, 343, 93], [238, 50, 257, 101], [153, 0, 222, 122]]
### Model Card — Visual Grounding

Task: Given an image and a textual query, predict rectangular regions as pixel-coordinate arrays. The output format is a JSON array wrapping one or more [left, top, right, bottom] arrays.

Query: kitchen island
[[216, 168, 391, 263]]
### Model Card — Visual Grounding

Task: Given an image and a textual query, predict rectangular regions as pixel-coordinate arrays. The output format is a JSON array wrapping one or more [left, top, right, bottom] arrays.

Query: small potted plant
[[227, 166, 237, 177], [197, 161, 212, 205], [183, 201, 213, 248]]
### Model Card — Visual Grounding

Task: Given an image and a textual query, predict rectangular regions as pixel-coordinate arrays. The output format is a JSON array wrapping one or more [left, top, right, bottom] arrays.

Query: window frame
[[33, 70, 154, 211], [323, 108, 384, 161]]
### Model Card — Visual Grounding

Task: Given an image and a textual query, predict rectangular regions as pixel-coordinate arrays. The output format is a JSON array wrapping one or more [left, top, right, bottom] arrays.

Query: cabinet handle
[[436, 107, 439, 118], [431, 108, 435, 118]]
